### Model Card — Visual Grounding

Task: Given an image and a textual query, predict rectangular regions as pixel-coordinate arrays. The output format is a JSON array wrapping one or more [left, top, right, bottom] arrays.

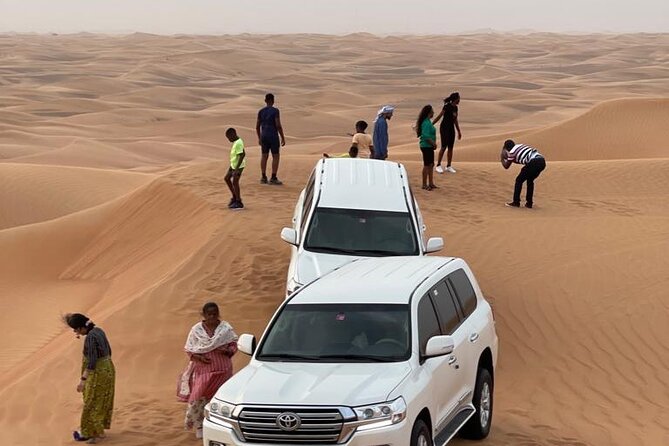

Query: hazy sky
[[1, 0, 668, 34]]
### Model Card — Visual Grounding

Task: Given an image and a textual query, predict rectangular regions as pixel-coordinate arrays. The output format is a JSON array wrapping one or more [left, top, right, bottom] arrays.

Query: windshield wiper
[[317, 354, 400, 362], [347, 249, 410, 256], [258, 353, 321, 361], [305, 246, 359, 255], [307, 246, 412, 256]]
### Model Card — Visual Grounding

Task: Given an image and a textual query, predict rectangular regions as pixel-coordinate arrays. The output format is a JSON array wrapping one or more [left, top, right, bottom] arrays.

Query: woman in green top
[[416, 105, 437, 190]]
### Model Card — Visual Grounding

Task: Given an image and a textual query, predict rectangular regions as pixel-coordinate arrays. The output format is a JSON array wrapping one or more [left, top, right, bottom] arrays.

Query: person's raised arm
[[432, 108, 444, 125], [276, 111, 286, 146]]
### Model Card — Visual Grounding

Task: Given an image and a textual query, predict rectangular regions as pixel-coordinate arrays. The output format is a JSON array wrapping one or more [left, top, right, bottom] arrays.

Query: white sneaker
[[446, 166, 457, 173], [435, 165, 444, 174]]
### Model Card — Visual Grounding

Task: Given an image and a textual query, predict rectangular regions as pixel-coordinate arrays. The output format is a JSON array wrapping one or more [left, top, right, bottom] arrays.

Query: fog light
[[209, 442, 226, 446]]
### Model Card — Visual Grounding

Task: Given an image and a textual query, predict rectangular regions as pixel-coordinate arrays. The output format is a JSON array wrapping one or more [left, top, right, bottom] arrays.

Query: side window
[[430, 281, 461, 334], [300, 174, 315, 233], [417, 295, 441, 355], [448, 269, 477, 317]]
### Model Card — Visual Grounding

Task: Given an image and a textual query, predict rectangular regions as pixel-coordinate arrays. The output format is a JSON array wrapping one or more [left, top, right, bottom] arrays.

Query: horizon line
[[2, 29, 669, 37]]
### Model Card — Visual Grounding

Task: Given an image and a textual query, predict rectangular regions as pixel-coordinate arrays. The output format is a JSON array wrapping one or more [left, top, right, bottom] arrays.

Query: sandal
[[421, 185, 430, 190], [73, 431, 89, 442], [429, 184, 438, 189]]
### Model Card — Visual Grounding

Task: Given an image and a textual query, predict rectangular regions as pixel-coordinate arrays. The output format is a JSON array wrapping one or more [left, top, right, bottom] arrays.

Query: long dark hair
[[63, 313, 95, 330], [416, 105, 434, 137], [445, 92, 460, 104]]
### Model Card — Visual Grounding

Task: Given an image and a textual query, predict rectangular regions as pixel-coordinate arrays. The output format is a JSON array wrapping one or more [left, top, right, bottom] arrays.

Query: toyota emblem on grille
[[276, 412, 301, 431]]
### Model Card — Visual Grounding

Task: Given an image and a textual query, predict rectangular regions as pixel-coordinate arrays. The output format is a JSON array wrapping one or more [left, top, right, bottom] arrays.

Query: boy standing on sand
[[350, 120, 373, 158], [225, 128, 245, 210], [256, 93, 286, 185]]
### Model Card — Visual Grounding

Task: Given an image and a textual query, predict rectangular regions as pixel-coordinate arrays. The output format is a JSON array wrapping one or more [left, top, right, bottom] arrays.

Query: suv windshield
[[304, 207, 419, 256], [257, 304, 411, 362]]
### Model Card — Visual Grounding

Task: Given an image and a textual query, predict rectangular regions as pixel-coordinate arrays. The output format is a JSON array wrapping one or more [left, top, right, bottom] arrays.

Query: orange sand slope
[[0, 33, 668, 446], [452, 98, 669, 162]]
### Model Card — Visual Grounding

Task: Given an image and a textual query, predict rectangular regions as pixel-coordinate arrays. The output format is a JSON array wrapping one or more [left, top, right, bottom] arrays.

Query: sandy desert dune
[[0, 32, 668, 446]]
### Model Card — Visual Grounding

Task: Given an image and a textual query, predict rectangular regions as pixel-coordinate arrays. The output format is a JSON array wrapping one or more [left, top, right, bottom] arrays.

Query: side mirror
[[280, 227, 298, 246], [425, 335, 454, 358], [425, 237, 444, 254], [238, 334, 256, 356]]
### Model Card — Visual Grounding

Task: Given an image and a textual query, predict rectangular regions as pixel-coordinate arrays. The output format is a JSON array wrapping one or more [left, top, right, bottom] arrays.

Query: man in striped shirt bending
[[501, 140, 547, 208]]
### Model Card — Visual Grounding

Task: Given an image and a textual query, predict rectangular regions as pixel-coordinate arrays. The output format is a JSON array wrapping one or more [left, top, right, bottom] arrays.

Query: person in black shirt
[[256, 93, 286, 185], [432, 92, 462, 173]]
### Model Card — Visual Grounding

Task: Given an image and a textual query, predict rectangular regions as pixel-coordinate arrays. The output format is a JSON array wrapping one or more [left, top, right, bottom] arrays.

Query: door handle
[[469, 333, 480, 343], [448, 355, 458, 365]]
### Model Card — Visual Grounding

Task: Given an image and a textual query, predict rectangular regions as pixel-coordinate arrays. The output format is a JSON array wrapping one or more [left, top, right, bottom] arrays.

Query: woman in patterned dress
[[178, 302, 238, 439], [65, 313, 115, 444]]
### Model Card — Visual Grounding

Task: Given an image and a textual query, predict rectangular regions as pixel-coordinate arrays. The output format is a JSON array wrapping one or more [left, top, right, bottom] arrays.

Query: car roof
[[316, 158, 410, 212], [289, 256, 457, 305]]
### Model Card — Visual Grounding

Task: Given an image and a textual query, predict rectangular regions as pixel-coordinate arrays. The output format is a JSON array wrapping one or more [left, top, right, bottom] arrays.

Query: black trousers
[[513, 156, 546, 205]]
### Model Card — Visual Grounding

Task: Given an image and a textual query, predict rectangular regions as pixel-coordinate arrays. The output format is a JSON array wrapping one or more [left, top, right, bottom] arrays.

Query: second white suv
[[280, 158, 443, 296], [204, 256, 498, 446]]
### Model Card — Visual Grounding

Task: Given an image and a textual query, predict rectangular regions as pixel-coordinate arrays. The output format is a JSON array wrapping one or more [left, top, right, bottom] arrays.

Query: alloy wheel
[[480, 381, 491, 429]]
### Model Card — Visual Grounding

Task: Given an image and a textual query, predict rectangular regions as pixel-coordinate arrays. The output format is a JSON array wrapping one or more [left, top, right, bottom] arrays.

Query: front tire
[[410, 418, 433, 446], [461, 367, 493, 439]]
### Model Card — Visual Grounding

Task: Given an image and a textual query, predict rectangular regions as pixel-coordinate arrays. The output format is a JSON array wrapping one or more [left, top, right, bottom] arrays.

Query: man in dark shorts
[[433, 92, 462, 173], [501, 139, 547, 209], [256, 93, 286, 185]]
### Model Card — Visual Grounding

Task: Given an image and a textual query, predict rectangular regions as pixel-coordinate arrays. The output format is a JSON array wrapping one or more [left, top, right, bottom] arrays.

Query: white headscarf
[[184, 321, 238, 354], [374, 105, 395, 122]]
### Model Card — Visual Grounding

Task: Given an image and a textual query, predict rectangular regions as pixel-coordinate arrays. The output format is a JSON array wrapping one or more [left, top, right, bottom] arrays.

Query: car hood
[[295, 250, 358, 286], [215, 361, 411, 407]]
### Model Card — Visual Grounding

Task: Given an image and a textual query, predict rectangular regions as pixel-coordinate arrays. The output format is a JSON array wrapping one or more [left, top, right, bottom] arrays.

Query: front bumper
[[203, 416, 409, 446]]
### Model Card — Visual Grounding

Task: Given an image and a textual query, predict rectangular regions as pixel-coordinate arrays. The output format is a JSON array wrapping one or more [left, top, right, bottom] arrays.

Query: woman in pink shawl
[[178, 302, 238, 439]]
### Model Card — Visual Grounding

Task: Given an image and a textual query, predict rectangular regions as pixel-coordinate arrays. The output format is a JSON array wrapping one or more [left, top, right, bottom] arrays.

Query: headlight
[[353, 397, 407, 431], [205, 400, 236, 427], [286, 277, 303, 296]]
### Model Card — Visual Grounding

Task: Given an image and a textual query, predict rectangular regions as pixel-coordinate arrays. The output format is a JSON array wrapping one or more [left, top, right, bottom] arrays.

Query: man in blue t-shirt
[[256, 93, 287, 185], [372, 105, 394, 160]]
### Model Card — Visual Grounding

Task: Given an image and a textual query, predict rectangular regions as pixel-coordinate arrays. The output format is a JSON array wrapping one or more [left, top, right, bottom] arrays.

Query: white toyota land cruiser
[[280, 158, 444, 297], [204, 256, 498, 446]]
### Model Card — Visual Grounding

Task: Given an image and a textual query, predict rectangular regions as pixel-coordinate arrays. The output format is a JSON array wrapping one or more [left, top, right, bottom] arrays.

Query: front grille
[[238, 407, 344, 444]]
